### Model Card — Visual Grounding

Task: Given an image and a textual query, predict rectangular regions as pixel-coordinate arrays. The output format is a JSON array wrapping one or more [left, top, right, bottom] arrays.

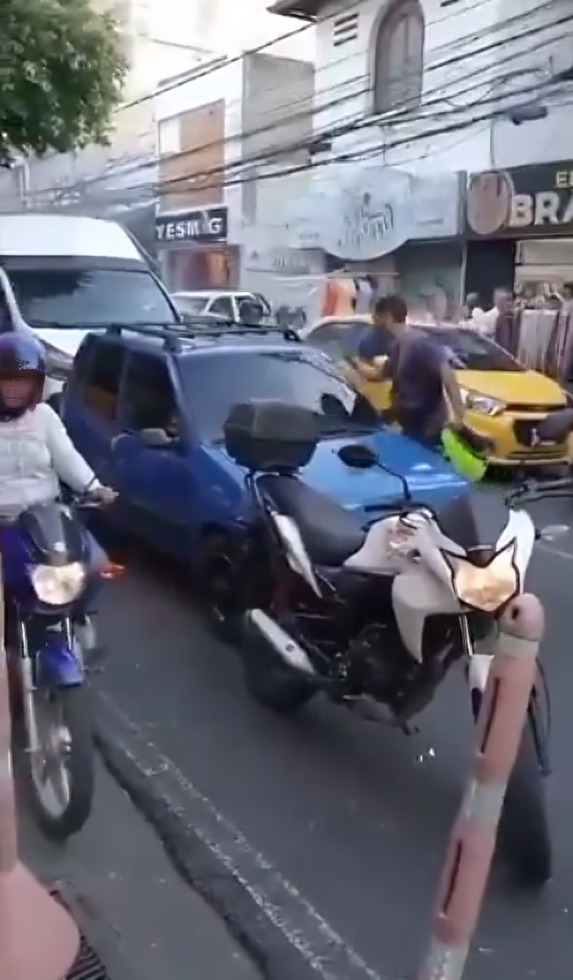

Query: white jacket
[[0, 403, 100, 517], [466, 307, 499, 336]]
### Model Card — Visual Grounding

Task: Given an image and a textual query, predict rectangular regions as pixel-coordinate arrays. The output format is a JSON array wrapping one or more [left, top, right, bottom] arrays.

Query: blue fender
[[39, 638, 84, 687]]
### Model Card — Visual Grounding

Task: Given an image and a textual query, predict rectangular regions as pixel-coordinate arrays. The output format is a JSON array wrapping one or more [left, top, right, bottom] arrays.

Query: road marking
[[93, 688, 384, 980], [538, 542, 573, 562]]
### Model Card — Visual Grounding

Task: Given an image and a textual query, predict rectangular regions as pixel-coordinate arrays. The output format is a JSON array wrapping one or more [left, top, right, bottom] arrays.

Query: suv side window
[[81, 341, 125, 420], [72, 339, 94, 386], [121, 353, 178, 433], [208, 296, 234, 318]]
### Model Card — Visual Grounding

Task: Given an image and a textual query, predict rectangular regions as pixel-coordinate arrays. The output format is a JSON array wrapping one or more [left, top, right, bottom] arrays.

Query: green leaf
[[0, 0, 128, 159]]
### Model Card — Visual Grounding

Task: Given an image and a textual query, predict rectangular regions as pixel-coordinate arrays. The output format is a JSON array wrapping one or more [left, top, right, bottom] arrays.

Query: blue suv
[[62, 323, 467, 614]]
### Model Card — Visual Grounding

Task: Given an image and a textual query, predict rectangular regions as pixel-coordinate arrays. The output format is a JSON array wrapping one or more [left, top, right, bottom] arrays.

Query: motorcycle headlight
[[460, 387, 505, 416], [443, 541, 518, 612], [30, 562, 86, 605]]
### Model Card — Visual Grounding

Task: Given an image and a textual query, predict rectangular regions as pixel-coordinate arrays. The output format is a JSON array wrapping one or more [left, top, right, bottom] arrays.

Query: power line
[[112, 12, 572, 200], [152, 70, 573, 196], [61, 69, 566, 218], [123, 0, 503, 110], [59, 1, 567, 201]]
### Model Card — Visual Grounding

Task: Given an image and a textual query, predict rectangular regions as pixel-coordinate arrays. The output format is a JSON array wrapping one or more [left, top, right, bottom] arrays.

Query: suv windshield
[[3, 264, 177, 328], [181, 348, 380, 442], [423, 328, 523, 372]]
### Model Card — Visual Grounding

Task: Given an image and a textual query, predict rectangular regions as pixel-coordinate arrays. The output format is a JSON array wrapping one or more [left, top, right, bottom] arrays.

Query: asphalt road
[[91, 487, 573, 980]]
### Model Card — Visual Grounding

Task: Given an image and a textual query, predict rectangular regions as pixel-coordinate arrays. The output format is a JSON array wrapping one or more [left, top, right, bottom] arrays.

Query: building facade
[[154, 50, 316, 295], [270, 0, 573, 308]]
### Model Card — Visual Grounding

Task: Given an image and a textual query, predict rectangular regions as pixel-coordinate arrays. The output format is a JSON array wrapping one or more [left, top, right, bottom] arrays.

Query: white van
[[0, 213, 179, 405]]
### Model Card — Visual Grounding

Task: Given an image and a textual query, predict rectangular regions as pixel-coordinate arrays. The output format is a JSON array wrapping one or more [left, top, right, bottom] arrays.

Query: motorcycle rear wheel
[[25, 685, 94, 840], [472, 692, 551, 886], [242, 643, 316, 715]]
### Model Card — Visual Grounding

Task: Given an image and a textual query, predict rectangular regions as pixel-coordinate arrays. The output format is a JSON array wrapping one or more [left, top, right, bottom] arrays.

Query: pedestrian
[[494, 289, 519, 355], [238, 297, 264, 326], [545, 291, 563, 312], [349, 294, 465, 448], [476, 286, 513, 338], [461, 292, 487, 327]]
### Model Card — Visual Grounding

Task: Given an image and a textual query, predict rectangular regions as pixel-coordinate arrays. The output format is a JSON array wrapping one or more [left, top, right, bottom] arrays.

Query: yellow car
[[302, 316, 572, 468]]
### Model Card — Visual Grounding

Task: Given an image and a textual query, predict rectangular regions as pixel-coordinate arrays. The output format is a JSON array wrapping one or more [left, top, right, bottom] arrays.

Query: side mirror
[[139, 427, 177, 448], [338, 443, 378, 469], [538, 523, 569, 541]]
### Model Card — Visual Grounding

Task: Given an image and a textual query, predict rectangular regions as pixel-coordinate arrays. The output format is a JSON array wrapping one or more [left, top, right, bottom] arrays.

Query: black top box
[[224, 399, 319, 472]]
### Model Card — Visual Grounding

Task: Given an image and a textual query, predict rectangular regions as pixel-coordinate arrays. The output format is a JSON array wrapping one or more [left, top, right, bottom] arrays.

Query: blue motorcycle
[[3, 494, 114, 839]]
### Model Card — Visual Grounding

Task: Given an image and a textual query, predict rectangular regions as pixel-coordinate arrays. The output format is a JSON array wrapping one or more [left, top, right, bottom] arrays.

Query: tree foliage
[[0, 0, 128, 160]]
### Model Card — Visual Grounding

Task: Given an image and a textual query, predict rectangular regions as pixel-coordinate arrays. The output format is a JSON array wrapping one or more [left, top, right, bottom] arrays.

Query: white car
[[0, 213, 181, 408], [172, 289, 274, 324]]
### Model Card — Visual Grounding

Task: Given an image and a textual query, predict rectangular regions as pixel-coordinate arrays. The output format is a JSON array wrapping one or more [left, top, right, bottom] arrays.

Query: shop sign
[[287, 169, 461, 258], [465, 162, 573, 238], [320, 169, 413, 261], [155, 206, 227, 245]]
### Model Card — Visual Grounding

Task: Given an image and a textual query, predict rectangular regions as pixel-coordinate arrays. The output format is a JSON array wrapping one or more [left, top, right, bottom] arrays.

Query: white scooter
[[220, 400, 565, 887]]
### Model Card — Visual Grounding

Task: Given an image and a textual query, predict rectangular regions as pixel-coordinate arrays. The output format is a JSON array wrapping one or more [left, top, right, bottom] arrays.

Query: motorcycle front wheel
[[24, 685, 94, 840], [472, 691, 551, 886]]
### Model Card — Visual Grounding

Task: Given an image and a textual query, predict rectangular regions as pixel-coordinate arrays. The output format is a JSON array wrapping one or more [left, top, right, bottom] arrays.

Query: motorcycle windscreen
[[19, 502, 85, 565], [436, 492, 508, 563]]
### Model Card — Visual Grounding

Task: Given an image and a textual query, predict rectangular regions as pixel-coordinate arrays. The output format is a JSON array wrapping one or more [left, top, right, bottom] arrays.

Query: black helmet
[[0, 334, 46, 418]]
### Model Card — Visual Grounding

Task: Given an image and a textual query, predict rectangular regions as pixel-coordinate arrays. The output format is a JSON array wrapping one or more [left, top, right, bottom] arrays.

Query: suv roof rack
[[104, 320, 301, 350]]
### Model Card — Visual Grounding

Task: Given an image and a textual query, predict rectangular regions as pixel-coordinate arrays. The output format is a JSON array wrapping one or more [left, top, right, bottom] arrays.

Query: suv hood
[[459, 368, 565, 405], [299, 429, 467, 516], [216, 427, 467, 520]]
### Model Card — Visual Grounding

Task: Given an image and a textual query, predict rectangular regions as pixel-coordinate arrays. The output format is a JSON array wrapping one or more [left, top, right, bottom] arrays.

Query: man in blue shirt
[[350, 295, 465, 446]]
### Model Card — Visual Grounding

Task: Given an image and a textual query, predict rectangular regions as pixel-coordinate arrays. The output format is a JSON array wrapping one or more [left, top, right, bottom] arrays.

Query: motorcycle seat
[[257, 474, 366, 566]]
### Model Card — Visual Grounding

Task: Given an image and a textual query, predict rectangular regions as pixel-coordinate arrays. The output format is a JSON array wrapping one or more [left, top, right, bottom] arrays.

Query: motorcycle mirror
[[338, 443, 378, 469], [538, 523, 570, 541]]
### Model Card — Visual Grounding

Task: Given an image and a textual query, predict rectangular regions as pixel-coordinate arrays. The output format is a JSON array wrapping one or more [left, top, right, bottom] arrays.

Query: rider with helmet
[[0, 334, 115, 650], [0, 334, 114, 512]]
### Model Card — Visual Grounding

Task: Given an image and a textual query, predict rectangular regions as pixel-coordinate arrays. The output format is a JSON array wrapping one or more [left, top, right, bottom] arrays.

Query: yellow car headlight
[[444, 542, 518, 612], [30, 562, 86, 605], [460, 387, 505, 416]]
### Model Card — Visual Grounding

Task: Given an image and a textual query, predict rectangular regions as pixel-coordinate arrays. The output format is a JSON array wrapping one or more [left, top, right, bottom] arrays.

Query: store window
[[372, 0, 425, 114]]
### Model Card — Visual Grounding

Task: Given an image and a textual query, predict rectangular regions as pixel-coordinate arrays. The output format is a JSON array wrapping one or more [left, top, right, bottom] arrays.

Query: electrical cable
[[122, 0, 506, 110], [118, 35, 573, 200], [56, 2, 570, 202], [154, 82, 573, 198]]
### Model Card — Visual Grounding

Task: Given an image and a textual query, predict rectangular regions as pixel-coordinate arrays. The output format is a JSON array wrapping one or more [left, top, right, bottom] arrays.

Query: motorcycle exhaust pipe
[[245, 608, 316, 677]]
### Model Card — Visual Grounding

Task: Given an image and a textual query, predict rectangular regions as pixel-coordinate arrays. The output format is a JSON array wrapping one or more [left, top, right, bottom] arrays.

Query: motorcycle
[[220, 399, 563, 886], [3, 492, 119, 840]]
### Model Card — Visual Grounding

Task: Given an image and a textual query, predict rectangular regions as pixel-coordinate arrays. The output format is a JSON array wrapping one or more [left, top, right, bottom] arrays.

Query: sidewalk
[[17, 757, 261, 980]]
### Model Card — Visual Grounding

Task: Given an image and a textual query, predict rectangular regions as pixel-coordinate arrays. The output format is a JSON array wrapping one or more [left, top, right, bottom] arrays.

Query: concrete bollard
[[417, 593, 544, 980], [0, 556, 79, 980]]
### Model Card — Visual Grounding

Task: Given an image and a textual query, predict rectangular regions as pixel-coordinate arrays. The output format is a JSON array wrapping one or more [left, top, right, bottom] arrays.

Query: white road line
[[93, 688, 385, 980], [538, 542, 573, 561]]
